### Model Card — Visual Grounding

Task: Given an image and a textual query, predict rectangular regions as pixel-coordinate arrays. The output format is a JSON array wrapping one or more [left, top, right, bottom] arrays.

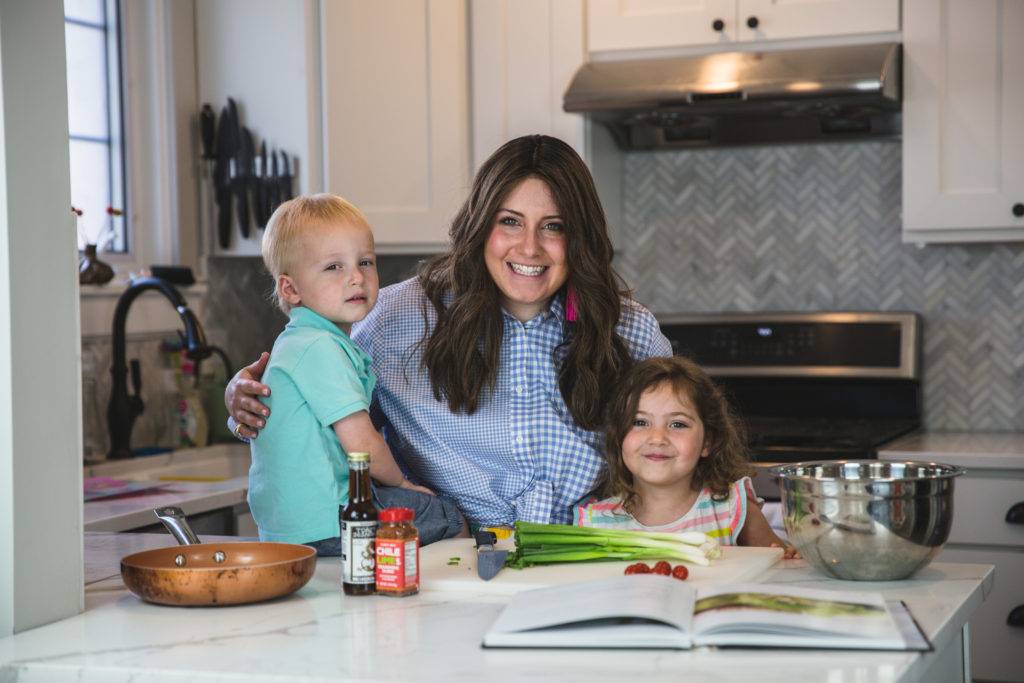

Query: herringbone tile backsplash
[[616, 141, 1024, 431]]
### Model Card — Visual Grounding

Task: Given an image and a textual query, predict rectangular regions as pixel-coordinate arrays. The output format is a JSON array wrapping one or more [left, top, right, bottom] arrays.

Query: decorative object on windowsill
[[75, 205, 116, 285]]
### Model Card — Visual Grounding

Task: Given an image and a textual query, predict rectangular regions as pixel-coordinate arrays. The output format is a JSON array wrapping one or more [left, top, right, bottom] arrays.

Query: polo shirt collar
[[287, 306, 347, 337]]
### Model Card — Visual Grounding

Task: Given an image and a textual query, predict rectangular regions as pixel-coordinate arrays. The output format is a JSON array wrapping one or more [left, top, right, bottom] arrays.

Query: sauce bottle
[[375, 507, 419, 596], [341, 451, 377, 595]]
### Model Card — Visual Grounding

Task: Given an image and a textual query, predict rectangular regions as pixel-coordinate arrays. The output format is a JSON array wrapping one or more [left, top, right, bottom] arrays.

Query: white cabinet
[[587, 0, 900, 53], [587, 0, 735, 51], [902, 0, 1024, 243], [469, 0, 624, 245], [469, 0, 587, 169], [878, 435, 1024, 682], [195, 0, 322, 257], [320, 0, 470, 251]]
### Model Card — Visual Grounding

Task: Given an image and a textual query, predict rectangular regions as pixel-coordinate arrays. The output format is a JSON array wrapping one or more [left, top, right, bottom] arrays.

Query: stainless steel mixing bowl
[[771, 460, 965, 581]]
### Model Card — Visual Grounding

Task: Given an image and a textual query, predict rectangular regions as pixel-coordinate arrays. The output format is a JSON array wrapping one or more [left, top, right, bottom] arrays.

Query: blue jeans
[[305, 485, 465, 557]]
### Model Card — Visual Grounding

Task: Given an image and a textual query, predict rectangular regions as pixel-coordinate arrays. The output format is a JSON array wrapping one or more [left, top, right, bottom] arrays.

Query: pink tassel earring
[[565, 284, 579, 322]]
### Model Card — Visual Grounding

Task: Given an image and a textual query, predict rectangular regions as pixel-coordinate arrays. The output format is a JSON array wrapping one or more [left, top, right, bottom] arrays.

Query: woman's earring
[[565, 284, 579, 322]]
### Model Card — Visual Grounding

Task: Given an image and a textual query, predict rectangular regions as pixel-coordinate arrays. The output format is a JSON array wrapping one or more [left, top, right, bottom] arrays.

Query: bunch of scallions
[[504, 521, 722, 570]]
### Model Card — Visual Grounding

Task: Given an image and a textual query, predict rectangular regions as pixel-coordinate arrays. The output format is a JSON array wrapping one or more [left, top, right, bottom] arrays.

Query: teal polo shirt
[[248, 306, 376, 543]]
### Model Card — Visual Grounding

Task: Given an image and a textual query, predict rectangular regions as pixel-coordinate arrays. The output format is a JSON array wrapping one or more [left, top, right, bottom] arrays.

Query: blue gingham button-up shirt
[[351, 277, 672, 526]]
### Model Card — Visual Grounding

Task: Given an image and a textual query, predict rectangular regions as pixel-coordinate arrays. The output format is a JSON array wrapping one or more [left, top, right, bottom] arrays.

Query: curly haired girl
[[576, 356, 797, 556]]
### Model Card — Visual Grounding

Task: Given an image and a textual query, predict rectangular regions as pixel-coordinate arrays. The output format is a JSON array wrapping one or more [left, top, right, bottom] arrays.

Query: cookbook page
[[691, 583, 907, 649], [487, 575, 695, 636]]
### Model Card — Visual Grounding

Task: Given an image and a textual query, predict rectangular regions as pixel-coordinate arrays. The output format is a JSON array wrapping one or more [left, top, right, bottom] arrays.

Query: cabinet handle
[[712, 18, 725, 32], [746, 16, 759, 29], [1009, 605, 1024, 628], [1007, 501, 1024, 524], [1013, 203, 1024, 218]]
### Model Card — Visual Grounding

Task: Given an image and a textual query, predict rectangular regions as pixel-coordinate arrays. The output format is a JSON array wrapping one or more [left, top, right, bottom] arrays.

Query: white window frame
[[66, 0, 127, 254], [79, 0, 204, 334]]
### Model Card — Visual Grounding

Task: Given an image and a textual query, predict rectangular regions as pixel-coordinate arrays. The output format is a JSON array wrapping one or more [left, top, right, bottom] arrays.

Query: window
[[64, 0, 126, 253]]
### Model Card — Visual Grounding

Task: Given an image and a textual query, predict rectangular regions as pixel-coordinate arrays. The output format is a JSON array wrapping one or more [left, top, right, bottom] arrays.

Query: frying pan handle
[[154, 506, 202, 545]]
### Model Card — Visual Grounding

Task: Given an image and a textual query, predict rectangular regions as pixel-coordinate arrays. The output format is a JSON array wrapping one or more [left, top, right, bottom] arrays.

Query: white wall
[[0, 0, 84, 634], [195, 0, 322, 257]]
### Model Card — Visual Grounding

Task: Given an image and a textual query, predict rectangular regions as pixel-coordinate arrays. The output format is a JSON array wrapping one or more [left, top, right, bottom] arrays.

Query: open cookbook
[[482, 575, 931, 651]]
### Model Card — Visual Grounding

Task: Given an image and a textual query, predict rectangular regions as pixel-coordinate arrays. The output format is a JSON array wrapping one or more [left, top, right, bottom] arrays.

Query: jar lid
[[379, 507, 415, 523], [347, 451, 370, 463]]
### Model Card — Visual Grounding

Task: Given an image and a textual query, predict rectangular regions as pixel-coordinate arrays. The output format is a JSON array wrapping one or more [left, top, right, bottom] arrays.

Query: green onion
[[504, 522, 721, 570]]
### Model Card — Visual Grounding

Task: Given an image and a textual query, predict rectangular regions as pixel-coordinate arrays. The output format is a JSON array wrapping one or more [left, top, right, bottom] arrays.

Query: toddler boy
[[249, 194, 463, 552]]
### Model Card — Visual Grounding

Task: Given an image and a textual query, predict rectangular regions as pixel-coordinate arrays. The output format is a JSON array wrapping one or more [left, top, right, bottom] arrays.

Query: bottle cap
[[379, 507, 414, 523], [347, 451, 370, 463]]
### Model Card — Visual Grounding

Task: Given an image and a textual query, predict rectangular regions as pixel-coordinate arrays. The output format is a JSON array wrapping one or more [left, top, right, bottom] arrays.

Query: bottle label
[[375, 538, 420, 591], [341, 521, 377, 585]]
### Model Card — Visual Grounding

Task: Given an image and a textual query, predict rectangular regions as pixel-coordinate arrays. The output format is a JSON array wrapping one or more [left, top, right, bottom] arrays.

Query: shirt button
[[516, 435, 524, 444], [515, 385, 524, 395]]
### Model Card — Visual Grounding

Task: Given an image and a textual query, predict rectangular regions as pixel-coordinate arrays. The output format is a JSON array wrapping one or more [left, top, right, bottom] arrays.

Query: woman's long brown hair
[[417, 135, 633, 430], [602, 356, 753, 514]]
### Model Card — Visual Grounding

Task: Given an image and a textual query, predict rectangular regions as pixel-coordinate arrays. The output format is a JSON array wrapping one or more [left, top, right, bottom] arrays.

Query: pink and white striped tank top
[[574, 476, 756, 545]]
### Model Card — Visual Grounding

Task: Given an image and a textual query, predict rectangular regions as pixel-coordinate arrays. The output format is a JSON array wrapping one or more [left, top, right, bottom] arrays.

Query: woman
[[226, 135, 672, 526]]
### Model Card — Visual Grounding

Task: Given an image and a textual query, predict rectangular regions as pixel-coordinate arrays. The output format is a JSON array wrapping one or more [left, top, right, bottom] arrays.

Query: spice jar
[[375, 507, 419, 596]]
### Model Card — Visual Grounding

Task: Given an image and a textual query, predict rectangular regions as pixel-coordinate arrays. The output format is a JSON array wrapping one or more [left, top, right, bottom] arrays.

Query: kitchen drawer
[[947, 474, 1024, 548], [939, 546, 1024, 682]]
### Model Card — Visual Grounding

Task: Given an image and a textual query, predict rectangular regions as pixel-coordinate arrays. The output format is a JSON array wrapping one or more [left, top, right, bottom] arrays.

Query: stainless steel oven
[[658, 312, 922, 500]]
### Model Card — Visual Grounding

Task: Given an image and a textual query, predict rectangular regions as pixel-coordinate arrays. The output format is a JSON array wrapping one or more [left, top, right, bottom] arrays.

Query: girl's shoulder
[[574, 496, 638, 529]]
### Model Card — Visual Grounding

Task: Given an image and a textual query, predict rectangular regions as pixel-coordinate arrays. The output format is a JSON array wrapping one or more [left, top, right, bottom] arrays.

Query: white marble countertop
[[0, 534, 995, 682], [83, 444, 250, 532], [878, 432, 1024, 470]]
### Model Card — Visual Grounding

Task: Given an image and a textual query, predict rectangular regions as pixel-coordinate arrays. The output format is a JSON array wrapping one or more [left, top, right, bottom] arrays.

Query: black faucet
[[107, 277, 211, 459]]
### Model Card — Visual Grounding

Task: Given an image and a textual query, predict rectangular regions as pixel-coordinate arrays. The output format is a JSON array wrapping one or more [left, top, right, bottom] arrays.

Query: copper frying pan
[[120, 506, 317, 606]]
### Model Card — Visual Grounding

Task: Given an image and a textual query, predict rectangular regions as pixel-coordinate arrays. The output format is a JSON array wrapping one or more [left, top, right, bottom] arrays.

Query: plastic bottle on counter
[[176, 357, 209, 448], [375, 507, 419, 596]]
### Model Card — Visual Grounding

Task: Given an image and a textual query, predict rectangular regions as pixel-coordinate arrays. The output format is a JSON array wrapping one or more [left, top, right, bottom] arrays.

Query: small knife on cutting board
[[475, 530, 509, 581]]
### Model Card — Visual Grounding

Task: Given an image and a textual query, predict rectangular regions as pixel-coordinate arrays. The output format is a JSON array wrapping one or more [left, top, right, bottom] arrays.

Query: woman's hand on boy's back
[[226, 352, 272, 439]]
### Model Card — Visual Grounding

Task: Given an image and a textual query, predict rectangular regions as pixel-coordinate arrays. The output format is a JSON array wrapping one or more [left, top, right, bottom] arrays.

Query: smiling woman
[[225, 135, 674, 528]]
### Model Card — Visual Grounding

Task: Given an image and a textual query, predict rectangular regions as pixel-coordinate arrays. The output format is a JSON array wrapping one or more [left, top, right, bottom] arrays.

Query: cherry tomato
[[624, 564, 639, 575], [653, 560, 671, 575], [671, 564, 689, 581], [633, 562, 651, 574]]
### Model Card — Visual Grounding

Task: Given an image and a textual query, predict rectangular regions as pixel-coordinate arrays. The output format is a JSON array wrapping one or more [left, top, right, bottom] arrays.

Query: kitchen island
[[0, 533, 994, 682]]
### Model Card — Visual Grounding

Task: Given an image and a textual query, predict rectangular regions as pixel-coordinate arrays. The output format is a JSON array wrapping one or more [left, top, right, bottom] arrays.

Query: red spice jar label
[[375, 539, 419, 591]]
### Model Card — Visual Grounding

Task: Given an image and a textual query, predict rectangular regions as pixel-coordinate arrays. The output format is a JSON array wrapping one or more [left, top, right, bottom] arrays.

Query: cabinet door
[[321, 0, 470, 249], [903, 0, 1024, 241], [470, 0, 586, 170], [587, 0, 736, 52], [938, 546, 1024, 682], [737, 0, 899, 42]]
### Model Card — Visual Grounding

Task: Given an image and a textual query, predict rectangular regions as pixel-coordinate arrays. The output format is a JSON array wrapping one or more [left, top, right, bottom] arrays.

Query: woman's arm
[[225, 352, 272, 439], [333, 410, 434, 495]]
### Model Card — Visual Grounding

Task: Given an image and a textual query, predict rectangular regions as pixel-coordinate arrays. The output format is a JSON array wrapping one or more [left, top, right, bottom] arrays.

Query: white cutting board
[[420, 538, 782, 596]]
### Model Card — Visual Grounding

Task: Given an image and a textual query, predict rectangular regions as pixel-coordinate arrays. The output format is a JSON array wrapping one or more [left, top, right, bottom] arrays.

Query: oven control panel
[[657, 313, 919, 379]]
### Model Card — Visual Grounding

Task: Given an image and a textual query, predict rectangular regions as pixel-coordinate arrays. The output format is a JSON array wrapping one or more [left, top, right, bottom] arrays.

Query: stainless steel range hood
[[563, 43, 900, 149]]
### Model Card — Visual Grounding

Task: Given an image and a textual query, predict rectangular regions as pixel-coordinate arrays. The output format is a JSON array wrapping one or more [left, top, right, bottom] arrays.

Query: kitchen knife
[[198, 104, 216, 161], [475, 530, 508, 581], [268, 148, 280, 212], [235, 126, 255, 238], [279, 151, 294, 202], [254, 140, 270, 227], [213, 105, 234, 249]]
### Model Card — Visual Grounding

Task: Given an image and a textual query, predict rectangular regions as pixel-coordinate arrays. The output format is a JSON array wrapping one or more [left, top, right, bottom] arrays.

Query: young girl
[[577, 356, 797, 557]]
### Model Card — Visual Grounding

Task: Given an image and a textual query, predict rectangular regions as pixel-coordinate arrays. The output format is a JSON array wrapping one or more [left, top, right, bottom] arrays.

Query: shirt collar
[[500, 293, 566, 327], [286, 306, 348, 338]]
